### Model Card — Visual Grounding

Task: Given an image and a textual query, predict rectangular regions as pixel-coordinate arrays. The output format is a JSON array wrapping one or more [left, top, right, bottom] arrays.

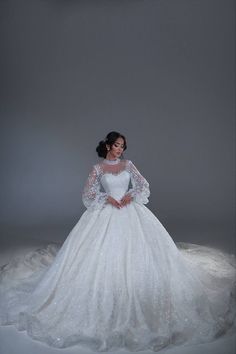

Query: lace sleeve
[[126, 160, 150, 205], [82, 165, 108, 211]]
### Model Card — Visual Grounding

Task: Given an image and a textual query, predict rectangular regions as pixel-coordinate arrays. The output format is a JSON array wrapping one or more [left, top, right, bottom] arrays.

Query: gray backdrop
[[0, 0, 235, 253]]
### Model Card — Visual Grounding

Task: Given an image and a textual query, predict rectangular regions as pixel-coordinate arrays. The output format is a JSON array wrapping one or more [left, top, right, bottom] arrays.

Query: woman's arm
[[126, 160, 150, 205], [82, 165, 109, 211]]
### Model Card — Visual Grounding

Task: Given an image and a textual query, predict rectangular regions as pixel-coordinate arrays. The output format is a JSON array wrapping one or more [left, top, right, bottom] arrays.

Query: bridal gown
[[0, 157, 235, 352]]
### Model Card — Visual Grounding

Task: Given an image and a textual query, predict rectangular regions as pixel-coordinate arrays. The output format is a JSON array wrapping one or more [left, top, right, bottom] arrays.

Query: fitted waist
[[108, 190, 128, 201]]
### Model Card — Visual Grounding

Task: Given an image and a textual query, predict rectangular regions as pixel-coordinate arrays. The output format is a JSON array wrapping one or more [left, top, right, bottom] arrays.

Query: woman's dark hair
[[96, 131, 127, 158]]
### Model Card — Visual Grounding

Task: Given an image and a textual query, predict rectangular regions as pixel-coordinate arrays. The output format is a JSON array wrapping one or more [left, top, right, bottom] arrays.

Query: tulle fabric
[[0, 159, 235, 352]]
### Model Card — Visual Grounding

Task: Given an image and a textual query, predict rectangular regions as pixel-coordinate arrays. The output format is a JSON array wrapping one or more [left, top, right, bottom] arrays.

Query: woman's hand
[[107, 195, 122, 209], [120, 193, 133, 207]]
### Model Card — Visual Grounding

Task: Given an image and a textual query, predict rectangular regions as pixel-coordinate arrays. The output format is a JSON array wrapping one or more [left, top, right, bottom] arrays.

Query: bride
[[0, 131, 235, 352]]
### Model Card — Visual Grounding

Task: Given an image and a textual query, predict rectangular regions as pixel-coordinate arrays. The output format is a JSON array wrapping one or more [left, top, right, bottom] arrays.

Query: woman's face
[[106, 137, 125, 159]]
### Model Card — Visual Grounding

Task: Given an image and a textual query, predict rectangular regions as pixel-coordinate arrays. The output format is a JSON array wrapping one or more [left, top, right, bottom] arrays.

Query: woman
[[0, 131, 235, 352]]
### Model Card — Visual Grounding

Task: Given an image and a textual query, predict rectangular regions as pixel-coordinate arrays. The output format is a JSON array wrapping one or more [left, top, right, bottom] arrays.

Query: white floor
[[0, 236, 235, 354]]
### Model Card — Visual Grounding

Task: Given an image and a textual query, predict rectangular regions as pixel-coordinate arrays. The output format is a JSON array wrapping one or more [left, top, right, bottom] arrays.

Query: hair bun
[[96, 131, 127, 158]]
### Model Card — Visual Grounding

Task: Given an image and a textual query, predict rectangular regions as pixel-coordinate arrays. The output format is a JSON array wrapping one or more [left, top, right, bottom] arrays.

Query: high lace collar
[[103, 158, 121, 165]]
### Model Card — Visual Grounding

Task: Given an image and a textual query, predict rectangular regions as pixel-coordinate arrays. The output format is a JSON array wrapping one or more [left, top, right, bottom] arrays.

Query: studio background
[[0, 0, 235, 256]]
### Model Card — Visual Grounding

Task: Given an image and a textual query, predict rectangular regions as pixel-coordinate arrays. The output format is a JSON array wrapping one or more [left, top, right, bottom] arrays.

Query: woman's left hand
[[120, 193, 133, 207]]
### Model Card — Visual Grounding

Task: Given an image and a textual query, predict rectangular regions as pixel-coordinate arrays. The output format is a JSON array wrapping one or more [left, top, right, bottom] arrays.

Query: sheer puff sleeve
[[126, 160, 150, 205], [82, 164, 108, 211]]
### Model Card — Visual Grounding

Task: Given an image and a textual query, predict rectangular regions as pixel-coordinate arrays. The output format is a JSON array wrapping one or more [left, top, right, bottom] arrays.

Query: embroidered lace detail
[[82, 165, 109, 211], [82, 159, 150, 210], [98, 158, 127, 175], [126, 160, 150, 205], [103, 158, 121, 165], [96, 160, 128, 176]]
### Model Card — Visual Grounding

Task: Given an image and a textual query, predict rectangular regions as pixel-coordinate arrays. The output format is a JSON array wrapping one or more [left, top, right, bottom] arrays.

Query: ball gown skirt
[[0, 158, 235, 352]]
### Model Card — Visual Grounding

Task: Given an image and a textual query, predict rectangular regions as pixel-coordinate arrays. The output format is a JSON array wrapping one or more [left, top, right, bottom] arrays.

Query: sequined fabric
[[0, 159, 235, 351]]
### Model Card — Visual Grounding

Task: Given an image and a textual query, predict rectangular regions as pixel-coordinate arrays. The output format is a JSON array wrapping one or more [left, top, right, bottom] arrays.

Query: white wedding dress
[[0, 157, 235, 352]]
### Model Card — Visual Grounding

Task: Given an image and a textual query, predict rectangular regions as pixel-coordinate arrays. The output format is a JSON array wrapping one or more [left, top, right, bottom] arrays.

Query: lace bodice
[[82, 159, 150, 211]]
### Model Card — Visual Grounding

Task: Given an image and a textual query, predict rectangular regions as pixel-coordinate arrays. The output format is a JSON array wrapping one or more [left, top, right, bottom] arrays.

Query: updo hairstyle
[[96, 131, 127, 158]]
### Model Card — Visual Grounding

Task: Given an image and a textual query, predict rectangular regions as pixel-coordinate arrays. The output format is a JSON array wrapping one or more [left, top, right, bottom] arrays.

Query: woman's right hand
[[107, 195, 122, 209]]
